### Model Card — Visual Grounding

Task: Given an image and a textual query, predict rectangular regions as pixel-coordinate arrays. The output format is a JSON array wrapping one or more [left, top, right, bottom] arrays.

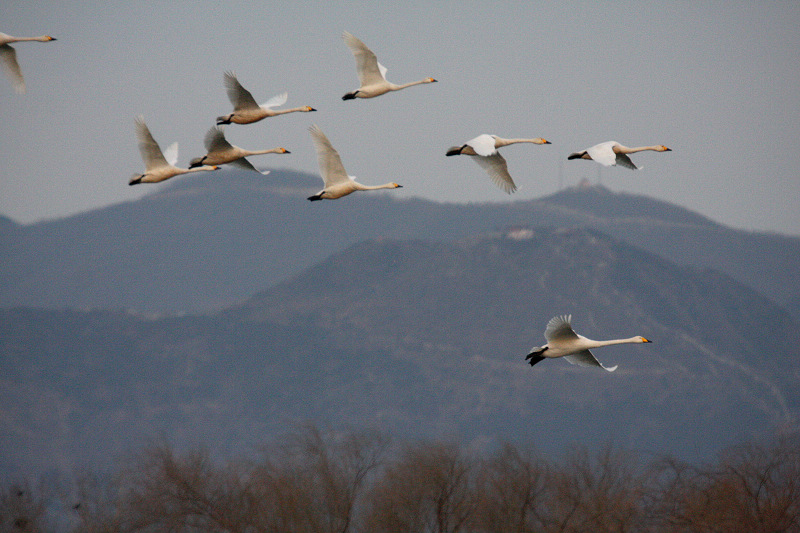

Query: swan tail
[[525, 346, 548, 366], [307, 193, 324, 201]]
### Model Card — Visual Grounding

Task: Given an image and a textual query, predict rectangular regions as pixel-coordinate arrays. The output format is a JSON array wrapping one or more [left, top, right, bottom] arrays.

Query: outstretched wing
[[308, 124, 350, 187], [0, 43, 25, 94], [342, 31, 386, 86], [585, 141, 618, 167], [204, 126, 234, 153], [564, 349, 618, 372], [134, 115, 169, 171], [162, 142, 179, 167], [229, 157, 270, 175], [544, 315, 578, 342], [261, 91, 288, 110], [614, 152, 639, 170], [223, 71, 259, 111], [473, 153, 517, 194]]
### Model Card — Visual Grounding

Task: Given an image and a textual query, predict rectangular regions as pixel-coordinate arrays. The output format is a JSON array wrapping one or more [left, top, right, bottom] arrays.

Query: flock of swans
[[4, 28, 659, 371]]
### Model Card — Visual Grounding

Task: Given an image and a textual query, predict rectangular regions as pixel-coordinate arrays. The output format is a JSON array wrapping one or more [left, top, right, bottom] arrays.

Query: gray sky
[[2, 1, 799, 235]]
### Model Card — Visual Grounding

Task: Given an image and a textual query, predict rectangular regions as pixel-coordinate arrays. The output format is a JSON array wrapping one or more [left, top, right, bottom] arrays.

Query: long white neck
[[14, 35, 54, 42], [245, 147, 286, 156], [618, 145, 664, 154], [588, 337, 643, 348], [354, 182, 399, 191], [494, 137, 548, 148], [267, 106, 312, 115], [392, 78, 433, 91]]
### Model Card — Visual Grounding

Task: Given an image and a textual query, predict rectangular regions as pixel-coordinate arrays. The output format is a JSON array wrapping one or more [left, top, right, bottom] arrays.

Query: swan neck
[[355, 182, 396, 191], [620, 145, 661, 154], [592, 337, 640, 348], [495, 138, 541, 148]]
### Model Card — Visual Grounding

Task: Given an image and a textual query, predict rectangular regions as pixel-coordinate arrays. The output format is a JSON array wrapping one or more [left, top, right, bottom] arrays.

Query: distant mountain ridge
[[1, 169, 798, 317], [2, 227, 798, 477]]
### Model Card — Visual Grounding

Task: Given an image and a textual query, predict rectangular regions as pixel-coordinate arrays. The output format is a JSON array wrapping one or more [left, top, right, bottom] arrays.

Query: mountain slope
[[1, 170, 798, 315], [2, 228, 797, 477]]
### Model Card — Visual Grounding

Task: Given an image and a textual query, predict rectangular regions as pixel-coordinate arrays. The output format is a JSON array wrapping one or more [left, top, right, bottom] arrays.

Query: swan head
[[278, 147, 290, 154], [536, 138, 551, 145], [43, 36, 57, 42], [637, 336, 652, 343], [391, 183, 403, 188], [657, 145, 671, 152], [303, 106, 317, 112], [425, 77, 437, 83]]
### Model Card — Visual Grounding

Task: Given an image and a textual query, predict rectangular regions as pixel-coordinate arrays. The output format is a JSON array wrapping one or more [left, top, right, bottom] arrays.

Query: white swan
[[189, 126, 289, 175], [446, 134, 551, 194], [129, 116, 219, 186], [216, 71, 316, 125], [341, 31, 437, 100], [525, 315, 651, 372], [567, 141, 671, 170], [307, 124, 402, 201], [0, 32, 56, 94]]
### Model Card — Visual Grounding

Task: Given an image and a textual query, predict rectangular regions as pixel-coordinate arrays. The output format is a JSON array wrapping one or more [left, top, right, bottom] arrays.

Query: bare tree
[[363, 441, 478, 533]]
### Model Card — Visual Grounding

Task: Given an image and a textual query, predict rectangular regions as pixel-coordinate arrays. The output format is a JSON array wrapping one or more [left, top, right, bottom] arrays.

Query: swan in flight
[[307, 124, 402, 201], [446, 134, 551, 194], [341, 31, 437, 100], [216, 71, 316, 125], [0, 32, 56, 94], [189, 126, 289, 175], [129, 116, 219, 185], [525, 315, 651, 372], [567, 141, 671, 170]]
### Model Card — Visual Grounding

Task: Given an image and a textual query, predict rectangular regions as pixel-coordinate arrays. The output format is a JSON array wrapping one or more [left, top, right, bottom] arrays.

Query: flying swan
[[341, 31, 437, 100], [189, 126, 289, 175], [129, 116, 219, 185], [567, 141, 671, 170], [525, 315, 652, 372], [307, 124, 402, 201], [0, 32, 56, 94], [216, 71, 316, 125], [446, 134, 551, 194]]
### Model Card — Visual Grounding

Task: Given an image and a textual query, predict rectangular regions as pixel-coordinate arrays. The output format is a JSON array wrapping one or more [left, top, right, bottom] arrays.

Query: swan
[[0, 32, 56, 94], [341, 31, 437, 100], [189, 126, 289, 175], [525, 315, 651, 372], [446, 134, 551, 194], [216, 71, 316, 125], [307, 124, 402, 201], [129, 116, 219, 185], [567, 141, 671, 170]]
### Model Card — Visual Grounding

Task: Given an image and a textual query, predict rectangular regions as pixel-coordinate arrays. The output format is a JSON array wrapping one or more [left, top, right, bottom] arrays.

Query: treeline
[[3, 427, 799, 532]]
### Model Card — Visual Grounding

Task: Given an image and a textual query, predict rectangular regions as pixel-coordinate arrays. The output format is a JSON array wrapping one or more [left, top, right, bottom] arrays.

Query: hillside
[[2, 228, 798, 477], [1, 170, 798, 316]]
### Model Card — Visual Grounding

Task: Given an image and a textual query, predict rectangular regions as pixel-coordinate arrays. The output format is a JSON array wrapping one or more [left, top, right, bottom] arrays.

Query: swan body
[[307, 124, 402, 201], [341, 31, 437, 100], [567, 141, 671, 170], [525, 315, 651, 372], [129, 116, 219, 185], [189, 126, 289, 175], [0, 32, 56, 94], [446, 134, 550, 194], [216, 71, 316, 125]]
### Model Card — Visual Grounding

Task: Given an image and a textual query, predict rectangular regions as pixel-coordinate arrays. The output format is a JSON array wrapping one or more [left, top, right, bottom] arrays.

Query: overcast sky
[[2, 1, 799, 235]]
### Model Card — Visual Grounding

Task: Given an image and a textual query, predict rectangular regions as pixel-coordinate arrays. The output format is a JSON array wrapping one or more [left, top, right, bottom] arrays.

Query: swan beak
[[307, 107, 317, 112], [664, 147, 672, 151], [395, 184, 403, 188], [429, 78, 438, 83], [543, 140, 552, 144], [46, 36, 57, 41], [282, 148, 291, 154], [642, 337, 652, 343]]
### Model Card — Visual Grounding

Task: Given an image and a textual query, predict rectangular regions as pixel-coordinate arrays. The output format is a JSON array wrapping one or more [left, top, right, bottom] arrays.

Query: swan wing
[[134, 116, 169, 171], [564, 349, 618, 372], [261, 91, 288, 110], [308, 124, 350, 187], [473, 153, 517, 194], [162, 142, 179, 167], [0, 43, 25, 93], [614, 152, 639, 170], [342, 31, 386, 85], [223, 71, 259, 111], [229, 157, 269, 175], [466, 134, 498, 157], [544, 315, 577, 342], [586, 142, 617, 167], [204, 126, 233, 153]]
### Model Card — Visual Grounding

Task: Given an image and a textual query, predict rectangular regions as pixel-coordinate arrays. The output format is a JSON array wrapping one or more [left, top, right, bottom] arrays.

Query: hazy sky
[[2, 1, 799, 235]]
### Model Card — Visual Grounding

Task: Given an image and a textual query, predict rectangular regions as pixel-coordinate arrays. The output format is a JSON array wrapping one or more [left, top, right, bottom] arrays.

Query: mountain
[[2, 228, 798, 477], [1, 169, 798, 316]]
